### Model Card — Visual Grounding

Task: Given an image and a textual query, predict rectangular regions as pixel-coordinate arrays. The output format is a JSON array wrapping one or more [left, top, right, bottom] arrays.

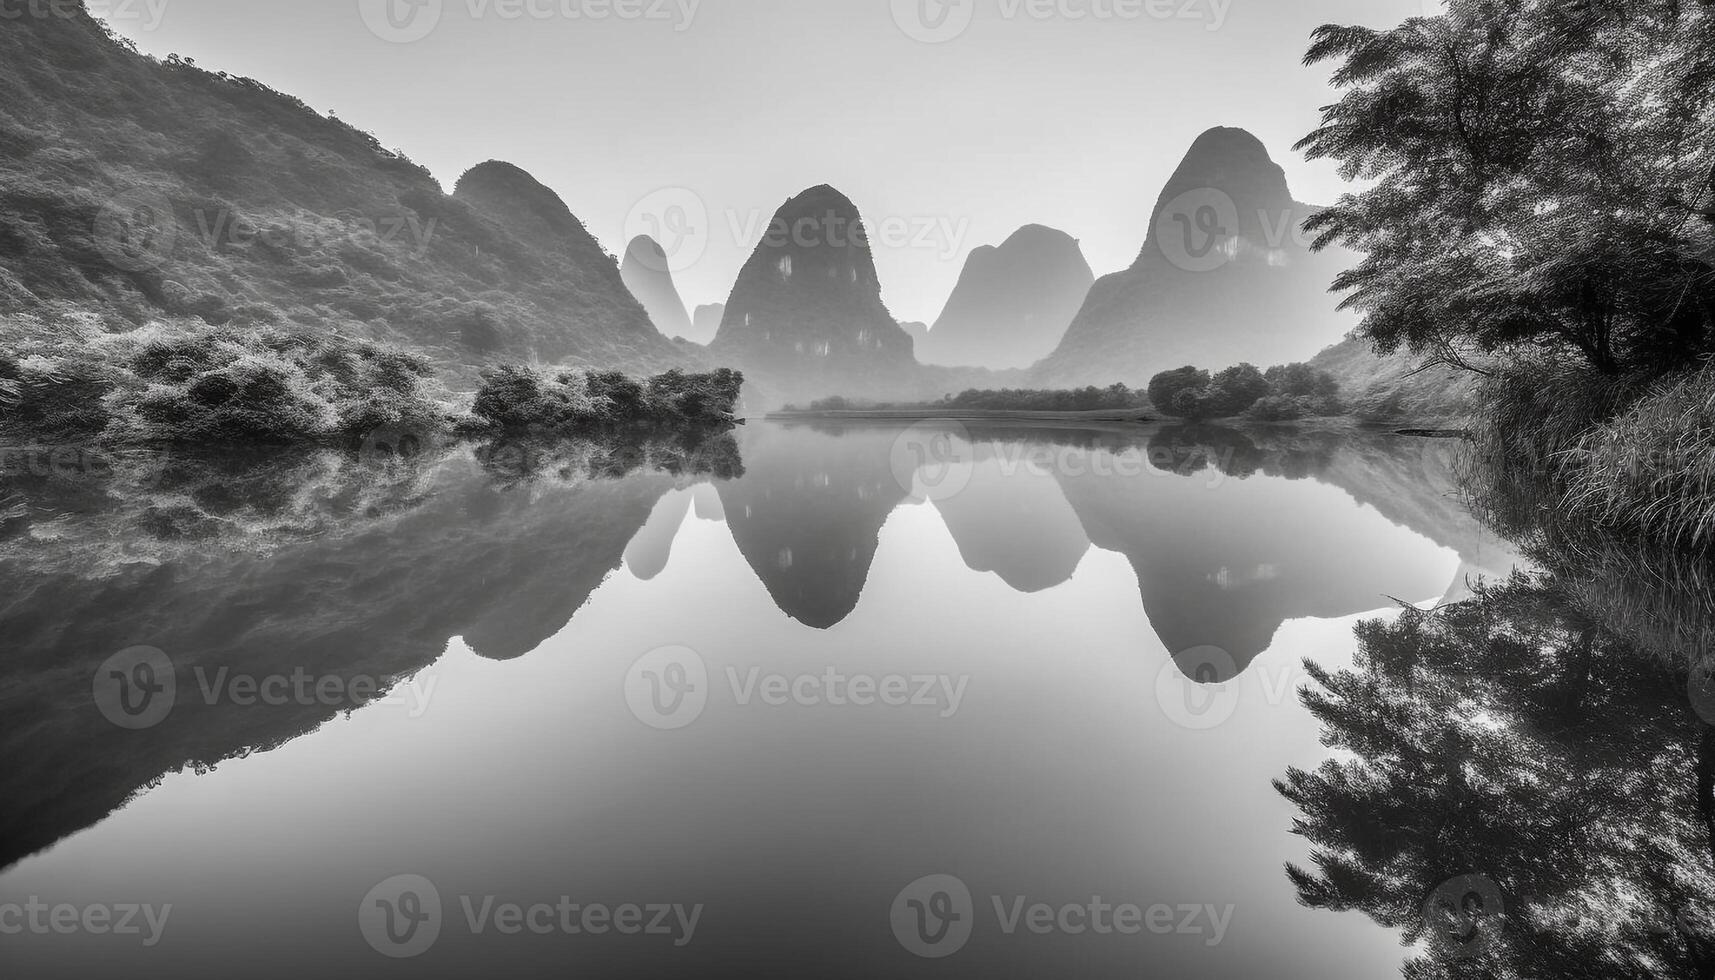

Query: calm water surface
[[0, 422, 1521, 978]]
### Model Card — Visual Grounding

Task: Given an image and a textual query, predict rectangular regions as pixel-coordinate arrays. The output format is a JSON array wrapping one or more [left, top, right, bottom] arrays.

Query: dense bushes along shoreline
[[0, 316, 743, 449]]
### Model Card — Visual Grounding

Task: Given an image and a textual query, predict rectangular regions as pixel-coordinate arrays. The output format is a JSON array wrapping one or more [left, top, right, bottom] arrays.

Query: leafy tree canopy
[[1302, 0, 1715, 376]]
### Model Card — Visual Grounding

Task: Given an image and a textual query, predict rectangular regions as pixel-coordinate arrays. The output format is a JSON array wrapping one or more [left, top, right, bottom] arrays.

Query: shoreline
[[762, 408, 1467, 437], [764, 408, 1157, 424]]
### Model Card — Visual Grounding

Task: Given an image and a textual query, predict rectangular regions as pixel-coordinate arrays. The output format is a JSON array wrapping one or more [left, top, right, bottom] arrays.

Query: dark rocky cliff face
[[919, 225, 1094, 370], [711, 185, 915, 402], [1036, 128, 1354, 387], [619, 235, 694, 340]]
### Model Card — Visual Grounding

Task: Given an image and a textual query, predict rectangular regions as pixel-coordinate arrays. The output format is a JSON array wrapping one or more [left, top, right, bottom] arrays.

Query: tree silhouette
[[1278, 575, 1715, 978]]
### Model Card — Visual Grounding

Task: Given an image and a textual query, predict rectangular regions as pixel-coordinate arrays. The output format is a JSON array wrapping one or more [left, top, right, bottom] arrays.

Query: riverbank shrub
[[1147, 362, 1344, 421], [0, 315, 448, 446], [1564, 360, 1715, 550], [1, 316, 741, 448], [468, 365, 742, 434], [1463, 354, 1715, 564]]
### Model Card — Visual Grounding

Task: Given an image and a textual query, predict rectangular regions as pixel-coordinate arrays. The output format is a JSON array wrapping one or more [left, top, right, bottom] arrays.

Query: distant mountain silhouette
[[711, 185, 915, 405], [1036, 128, 1355, 387], [0, 8, 687, 379], [920, 226, 1094, 370], [691, 303, 726, 345], [620, 236, 695, 340]]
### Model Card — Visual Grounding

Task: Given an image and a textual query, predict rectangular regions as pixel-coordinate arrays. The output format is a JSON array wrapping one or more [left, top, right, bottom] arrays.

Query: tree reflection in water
[[1278, 575, 1715, 978]]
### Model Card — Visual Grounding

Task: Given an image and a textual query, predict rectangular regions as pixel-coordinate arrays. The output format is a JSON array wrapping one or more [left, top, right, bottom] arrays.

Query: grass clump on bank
[[1564, 360, 1715, 550], [1465, 357, 1715, 554]]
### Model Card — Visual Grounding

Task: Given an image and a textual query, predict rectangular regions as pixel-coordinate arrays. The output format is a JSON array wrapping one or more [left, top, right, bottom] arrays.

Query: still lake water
[[0, 422, 1522, 978]]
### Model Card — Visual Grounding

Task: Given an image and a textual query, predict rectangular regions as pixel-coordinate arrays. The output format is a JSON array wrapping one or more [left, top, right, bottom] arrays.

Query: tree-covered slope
[[0, 4, 685, 378]]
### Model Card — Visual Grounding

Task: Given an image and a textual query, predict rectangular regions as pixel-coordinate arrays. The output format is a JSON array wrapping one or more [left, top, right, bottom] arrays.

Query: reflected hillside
[[1052, 426, 1459, 680], [716, 425, 911, 629], [625, 489, 694, 581], [932, 442, 1091, 592], [743, 422, 1491, 677], [0, 436, 740, 871], [1316, 434, 1523, 601]]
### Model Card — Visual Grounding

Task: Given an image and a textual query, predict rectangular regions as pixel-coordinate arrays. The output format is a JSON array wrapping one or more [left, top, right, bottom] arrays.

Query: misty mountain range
[[0, 4, 1448, 415]]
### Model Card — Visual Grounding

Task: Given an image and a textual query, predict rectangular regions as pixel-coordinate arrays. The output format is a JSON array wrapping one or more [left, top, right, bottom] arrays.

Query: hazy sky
[[100, 0, 1429, 322]]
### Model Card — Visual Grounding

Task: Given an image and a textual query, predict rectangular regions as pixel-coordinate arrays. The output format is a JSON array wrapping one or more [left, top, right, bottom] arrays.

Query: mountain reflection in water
[[0, 421, 1530, 979]]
